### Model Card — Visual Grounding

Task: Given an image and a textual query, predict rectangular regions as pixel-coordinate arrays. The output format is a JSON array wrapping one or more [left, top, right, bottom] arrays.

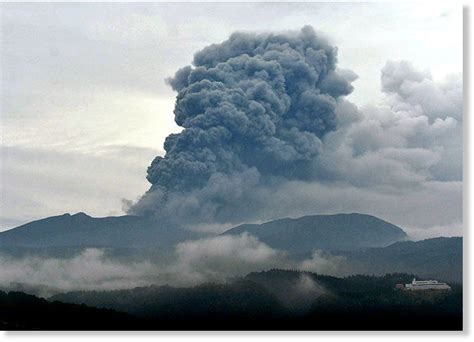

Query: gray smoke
[[129, 26, 356, 224]]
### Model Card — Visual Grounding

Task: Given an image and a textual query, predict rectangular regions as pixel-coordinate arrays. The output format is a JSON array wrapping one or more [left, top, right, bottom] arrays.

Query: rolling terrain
[[45, 271, 462, 330], [0, 212, 199, 248], [223, 213, 408, 254]]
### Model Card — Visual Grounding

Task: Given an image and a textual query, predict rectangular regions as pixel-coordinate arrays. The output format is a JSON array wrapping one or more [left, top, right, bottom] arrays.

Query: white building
[[404, 278, 451, 291]]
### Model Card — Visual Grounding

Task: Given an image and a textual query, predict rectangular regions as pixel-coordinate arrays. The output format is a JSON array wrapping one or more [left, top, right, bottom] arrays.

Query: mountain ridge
[[0, 212, 408, 252], [340, 236, 462, 282], [222, 213, 408, 254], [0, 212, 199, 248]]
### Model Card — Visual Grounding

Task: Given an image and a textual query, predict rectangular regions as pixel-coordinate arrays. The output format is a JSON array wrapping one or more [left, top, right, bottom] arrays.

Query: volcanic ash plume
[[129, 26, 356, 224]]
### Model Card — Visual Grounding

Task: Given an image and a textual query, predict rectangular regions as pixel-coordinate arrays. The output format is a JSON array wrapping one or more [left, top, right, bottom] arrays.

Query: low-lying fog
[[0, 233, 347, 297]]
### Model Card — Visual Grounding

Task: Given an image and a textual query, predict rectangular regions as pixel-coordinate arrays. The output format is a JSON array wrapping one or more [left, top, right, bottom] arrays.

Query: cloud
[[299, 250, 348, 275], [0, 234, 350, 296], [281, 274, 329, 312], [126, 24, 462, 237], [129, 26, 357, 223], [0, 234, 287, 295], [312, 60, 462, 188], [170, 233, 289, 285], [0, 249, 160, 296], [381, 61, 462, 121], [1, 4, 462, 237], [127, 51, 461, 237], [0, 24, 462, 239]]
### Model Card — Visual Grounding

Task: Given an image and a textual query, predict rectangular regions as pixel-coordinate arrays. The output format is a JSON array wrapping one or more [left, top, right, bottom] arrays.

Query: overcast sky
[[0, 2, 462, 238]]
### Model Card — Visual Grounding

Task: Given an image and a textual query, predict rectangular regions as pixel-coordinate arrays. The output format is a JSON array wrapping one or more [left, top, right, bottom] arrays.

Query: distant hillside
[[223, 213, 407, 254], [245, 269, 417, 299], [49, 271, 462, 330], [342, 237, 462, 282], [0, 212, 199, 248], [0, 212, 407, 253], [50, 281, 288, 320]]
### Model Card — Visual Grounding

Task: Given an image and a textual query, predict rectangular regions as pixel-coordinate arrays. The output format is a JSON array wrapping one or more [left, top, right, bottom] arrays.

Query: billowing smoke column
[[130, 26, 355, 224]]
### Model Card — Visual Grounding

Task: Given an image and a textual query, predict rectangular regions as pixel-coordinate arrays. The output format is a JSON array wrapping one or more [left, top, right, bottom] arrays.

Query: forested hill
[[45, 271, 462, 330]]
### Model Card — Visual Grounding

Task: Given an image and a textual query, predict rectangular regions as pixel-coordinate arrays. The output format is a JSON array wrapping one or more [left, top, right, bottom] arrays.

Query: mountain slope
[[49, 271, 462, 330], [0, 212, 199, 248], [342, 237, 462, 282], [223, 213, 407, 254], [50, 281, 288, 320]]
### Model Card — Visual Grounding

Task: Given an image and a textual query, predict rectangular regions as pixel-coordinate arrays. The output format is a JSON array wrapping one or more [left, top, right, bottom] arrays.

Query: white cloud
[[171, 233, 288, 285], [0, 249, 160, 296], [299, 250, 348, 276], [0, 234, 287, 295]]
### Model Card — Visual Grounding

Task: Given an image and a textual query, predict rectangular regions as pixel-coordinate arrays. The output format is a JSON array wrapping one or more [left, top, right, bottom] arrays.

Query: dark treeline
[[1, 271, 462, 331], [0, 291, 140, 330]]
